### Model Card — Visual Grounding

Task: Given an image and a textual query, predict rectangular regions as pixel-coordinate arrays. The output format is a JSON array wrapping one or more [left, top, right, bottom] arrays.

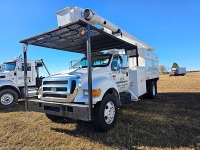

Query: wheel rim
[[104, 101, 115, 124], [152, 83, 156, 96], [1, 93, 14, 105]]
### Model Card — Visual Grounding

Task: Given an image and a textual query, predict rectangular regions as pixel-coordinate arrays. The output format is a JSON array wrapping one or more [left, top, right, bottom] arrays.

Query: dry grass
[[0, 72, 200, 150]]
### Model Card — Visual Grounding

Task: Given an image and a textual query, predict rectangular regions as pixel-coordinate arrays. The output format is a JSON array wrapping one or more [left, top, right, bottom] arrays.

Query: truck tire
[[144, 80, 157, 99], [45, 114, 64, 123], [92, 94, 118, 132], [0, 89, 18, 109]]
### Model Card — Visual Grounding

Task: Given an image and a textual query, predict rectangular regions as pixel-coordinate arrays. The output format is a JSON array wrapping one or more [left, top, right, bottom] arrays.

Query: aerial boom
[[56, 7, 154, 51], [83, 9, 154, 51]]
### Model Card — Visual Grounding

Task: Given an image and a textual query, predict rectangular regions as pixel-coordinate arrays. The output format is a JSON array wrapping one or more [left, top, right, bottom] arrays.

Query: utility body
[[0, 56, 49, 108], [20, 6, 159, 131]]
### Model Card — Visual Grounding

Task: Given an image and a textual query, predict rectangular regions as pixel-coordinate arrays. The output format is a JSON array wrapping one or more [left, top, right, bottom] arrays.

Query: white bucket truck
[[0, 56, 49, 108], [20, 6, 159, 132]]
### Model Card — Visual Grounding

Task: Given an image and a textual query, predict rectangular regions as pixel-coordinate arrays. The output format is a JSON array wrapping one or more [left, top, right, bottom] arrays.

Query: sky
[[0, 0, 200, 76]]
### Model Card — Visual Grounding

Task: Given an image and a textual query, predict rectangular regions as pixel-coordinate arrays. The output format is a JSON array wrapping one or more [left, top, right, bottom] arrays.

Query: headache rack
[[20, 19, 137, 121]]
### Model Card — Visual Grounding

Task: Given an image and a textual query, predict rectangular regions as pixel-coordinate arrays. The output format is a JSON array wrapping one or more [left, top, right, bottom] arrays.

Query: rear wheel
[[144, 80, 157, 99], [0, 89, 18, 109], [92, 94, 118, 132], [45, 114, 65, 123]]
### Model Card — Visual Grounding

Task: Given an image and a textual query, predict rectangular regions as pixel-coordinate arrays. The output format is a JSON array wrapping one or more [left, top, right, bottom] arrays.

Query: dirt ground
[[0, 72, 200, 150]]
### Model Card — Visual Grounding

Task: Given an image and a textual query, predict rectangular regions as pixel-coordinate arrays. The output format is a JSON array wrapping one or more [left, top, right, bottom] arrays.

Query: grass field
[[0, 72, 200, 150]]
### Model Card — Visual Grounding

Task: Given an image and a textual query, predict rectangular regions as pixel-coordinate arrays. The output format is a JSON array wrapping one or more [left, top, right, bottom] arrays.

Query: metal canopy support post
[[86, 24, 92, 120], [23, 44, 28, 110], [136, 46, 139, 66]]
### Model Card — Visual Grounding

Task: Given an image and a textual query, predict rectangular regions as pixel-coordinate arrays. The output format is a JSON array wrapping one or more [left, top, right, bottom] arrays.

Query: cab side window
[[22, 63, 31, 71]]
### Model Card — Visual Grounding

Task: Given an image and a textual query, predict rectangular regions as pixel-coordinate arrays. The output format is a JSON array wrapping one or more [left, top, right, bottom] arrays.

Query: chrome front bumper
[[27, 99, 91, 121]]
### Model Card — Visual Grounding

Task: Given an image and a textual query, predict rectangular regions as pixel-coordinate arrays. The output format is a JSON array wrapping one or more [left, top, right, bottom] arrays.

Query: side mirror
[[36, 61, 43, 67], [122, 55, 129, 68], [121, 55, 129, 74], [17, 62, 22, 70]]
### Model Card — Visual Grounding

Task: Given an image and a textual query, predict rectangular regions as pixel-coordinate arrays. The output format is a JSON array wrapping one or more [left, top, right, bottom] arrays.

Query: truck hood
[[0, 71, 10, 79], [47, 67, 110, 79]]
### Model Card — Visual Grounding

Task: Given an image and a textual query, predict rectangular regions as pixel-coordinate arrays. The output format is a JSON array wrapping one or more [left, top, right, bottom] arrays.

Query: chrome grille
[[41, 77, 80, 102], [42, 78, 69, 99], [43, 94, 67, 98], [43, 80, 68, 85], [43, 87, 67, 91]]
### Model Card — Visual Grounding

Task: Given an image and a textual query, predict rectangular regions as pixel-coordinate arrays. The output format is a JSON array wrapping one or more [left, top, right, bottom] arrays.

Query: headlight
[[83, 89, 101, 97]]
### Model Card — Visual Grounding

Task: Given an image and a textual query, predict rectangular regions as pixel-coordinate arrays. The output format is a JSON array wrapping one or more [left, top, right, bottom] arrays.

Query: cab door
[[16, 62, 34, 87], [111, 55, 129, 93], [16, 61, 24, 86]]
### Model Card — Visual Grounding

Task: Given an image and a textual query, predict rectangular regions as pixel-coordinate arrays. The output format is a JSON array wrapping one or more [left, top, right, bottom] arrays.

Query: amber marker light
[[83, 89, 101, 97], [23, 44, 28, 52], [92, 89, 101, 97], [79, 27, 86, 36]]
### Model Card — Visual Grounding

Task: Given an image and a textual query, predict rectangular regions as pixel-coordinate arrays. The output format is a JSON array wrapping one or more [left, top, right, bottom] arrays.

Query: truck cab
[[40, 52, 130, 104], [0, 59, 36, 86], [0, 57, 48, 108]]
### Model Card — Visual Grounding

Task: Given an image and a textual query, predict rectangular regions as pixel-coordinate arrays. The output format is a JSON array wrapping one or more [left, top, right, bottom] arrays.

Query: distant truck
[[169, 67, 186, 76], [0, 56, 50, 108]]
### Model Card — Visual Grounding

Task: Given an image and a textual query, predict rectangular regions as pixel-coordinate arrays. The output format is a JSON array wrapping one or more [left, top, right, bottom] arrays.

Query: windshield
[[80, 54, 112, 68], [71, 60, 81, 69], [4, 62, 16, 71]]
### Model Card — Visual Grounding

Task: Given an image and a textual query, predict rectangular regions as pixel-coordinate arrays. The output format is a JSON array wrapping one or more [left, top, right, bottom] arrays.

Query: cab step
[[119, 92, 134, 108]]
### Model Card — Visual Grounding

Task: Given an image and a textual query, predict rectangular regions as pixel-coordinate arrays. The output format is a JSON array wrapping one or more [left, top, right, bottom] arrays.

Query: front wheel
[[0, 89, 18, 109], [92, 94, 118, 132]]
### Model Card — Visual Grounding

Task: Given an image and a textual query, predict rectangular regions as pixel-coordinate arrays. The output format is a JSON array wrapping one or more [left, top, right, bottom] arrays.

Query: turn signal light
[[92, 89, 101, 97], [83, 89, 101, 97]]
